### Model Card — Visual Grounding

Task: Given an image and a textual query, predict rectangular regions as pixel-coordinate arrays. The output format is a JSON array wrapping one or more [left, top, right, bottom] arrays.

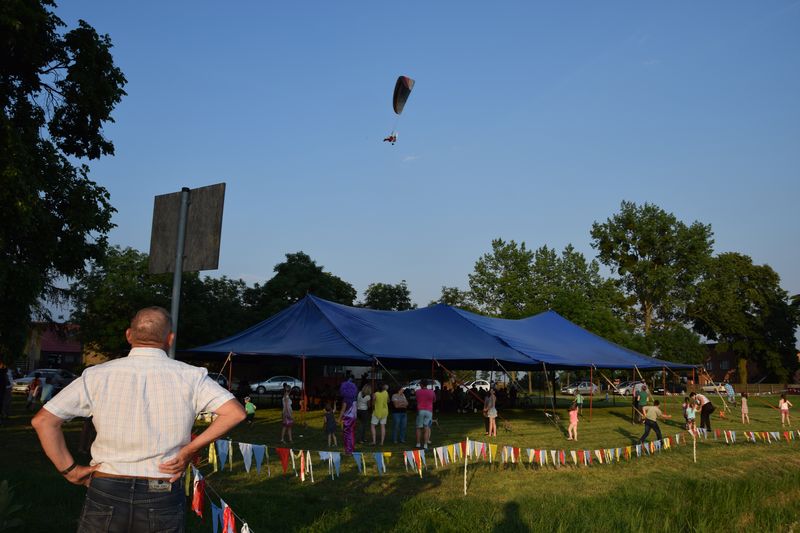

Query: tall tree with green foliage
[[362, 280, 416, 311], [71, 247, 259, 354], [687, 252, 798, 381], [431, 286, 477, 312], [468, 239, 536, 318], [244, 252, 356, 319], [590, 201, 714, 335], [0, 0, 126, 362]]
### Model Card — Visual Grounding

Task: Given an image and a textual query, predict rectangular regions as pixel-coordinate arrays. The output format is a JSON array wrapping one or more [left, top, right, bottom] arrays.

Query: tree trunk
[[737, 357, 748, 385], [643, 301, 653, 335]]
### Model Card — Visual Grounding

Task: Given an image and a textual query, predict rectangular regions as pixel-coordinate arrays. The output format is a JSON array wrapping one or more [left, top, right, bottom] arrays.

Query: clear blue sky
[[58, 1, 800, 306]]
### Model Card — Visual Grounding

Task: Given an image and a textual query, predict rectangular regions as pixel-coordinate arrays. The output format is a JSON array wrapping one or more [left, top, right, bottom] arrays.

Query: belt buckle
[[148, 479, 172, 493]]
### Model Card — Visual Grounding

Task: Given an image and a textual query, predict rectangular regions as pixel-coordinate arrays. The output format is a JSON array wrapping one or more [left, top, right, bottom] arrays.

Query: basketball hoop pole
[[168, 187, 191, 359]]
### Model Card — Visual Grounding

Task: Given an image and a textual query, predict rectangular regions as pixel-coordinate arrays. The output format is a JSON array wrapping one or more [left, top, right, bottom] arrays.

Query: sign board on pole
[[148, 183, 226, 274]]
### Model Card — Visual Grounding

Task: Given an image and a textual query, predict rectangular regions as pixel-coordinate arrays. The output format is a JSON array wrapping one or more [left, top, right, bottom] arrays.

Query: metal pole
[[168, 187, 191, 358], [589, 366, 593, 422]]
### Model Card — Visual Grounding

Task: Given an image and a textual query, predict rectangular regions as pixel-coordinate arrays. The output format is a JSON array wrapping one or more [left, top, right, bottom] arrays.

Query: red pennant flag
[[513, 447, 521, 462], [191, 478, 205, 518], [222, 504, 235, 533], [276, 448, 290, 474], [460, 441, 467, 457]]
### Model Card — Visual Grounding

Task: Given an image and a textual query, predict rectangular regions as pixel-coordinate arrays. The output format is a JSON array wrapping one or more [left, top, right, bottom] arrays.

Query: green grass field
[[2, 394, 799, 532]]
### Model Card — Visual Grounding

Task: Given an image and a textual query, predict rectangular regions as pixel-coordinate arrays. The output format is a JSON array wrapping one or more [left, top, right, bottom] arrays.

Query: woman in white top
[[356, 385, 372, 444]]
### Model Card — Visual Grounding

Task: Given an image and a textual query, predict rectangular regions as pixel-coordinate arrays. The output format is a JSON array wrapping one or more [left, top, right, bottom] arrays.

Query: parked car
[[250, 376, 303, 394], [206, 372, 229, 389], [653, 383, 686, 395], [614, 381, 645, 396], [701, 382, 726, 394], [459, 379, 491, 392], [405, 379, 442, 393], [12, 369, 77, 394], [560, 381, 599, 396]]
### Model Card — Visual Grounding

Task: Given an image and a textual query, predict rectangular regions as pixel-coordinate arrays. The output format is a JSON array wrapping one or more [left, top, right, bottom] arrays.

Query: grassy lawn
[[2, 393, 799, 532]]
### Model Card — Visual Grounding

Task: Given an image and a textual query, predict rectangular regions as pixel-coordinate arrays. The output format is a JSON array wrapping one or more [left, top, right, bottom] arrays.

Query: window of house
[[720, 360, 730, 370]]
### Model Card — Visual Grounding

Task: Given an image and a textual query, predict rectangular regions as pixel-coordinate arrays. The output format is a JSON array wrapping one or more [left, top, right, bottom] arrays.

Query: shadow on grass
[[493, 501, 527, 533]]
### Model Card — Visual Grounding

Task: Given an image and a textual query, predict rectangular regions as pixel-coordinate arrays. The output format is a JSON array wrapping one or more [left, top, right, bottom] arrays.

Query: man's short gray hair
[[130, 307, 172, 344]]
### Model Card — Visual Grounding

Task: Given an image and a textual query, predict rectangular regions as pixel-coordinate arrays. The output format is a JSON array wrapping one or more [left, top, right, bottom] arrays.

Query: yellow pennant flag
[[489, 444, 497, 463]]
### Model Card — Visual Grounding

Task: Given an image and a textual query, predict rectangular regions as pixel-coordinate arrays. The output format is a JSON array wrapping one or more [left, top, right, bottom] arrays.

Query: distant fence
[[686, 383, 800, 395]]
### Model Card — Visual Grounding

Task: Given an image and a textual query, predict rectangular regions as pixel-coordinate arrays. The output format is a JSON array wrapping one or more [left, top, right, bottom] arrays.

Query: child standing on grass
[[778, 394, 793, 426], [575, 391, 584, 415], [567, 402, 579, 441], [740, 392, 749, 424], [685, 398, 696, 432], [324, 402, 337, 447], [281, 384, 293, 443], [484, 388, 498, 437], [244, 396, 256, 426]]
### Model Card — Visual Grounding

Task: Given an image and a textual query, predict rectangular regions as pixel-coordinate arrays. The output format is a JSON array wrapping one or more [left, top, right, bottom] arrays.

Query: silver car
[[250, 375, 303, 394]]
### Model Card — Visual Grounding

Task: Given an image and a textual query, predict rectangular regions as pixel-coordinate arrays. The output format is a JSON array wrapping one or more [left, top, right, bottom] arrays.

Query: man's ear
[[166, 332, 176, 349], [125, 328, 133, 345]]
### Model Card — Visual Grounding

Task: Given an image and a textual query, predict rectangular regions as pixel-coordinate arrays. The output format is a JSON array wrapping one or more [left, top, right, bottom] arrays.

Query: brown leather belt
[[93, 472, 173, 481]]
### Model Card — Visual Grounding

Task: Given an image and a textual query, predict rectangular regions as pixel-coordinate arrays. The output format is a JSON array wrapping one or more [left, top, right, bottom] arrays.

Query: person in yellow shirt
[[371, 384, 390, 446]]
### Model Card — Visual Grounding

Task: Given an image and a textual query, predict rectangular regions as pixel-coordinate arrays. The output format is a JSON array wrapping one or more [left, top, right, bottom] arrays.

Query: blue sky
[[57, 1, 800, 306]]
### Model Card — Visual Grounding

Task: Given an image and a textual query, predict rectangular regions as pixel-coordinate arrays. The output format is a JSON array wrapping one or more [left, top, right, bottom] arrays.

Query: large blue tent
[[190, 295, 692, 370]]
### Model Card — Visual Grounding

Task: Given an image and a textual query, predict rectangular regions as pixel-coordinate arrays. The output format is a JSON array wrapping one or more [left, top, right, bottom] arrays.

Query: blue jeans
[[78, 477, 184, 532], [392, 412, 407, 443]]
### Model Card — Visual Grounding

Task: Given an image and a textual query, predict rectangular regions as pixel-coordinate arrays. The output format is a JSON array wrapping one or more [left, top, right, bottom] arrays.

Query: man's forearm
[[31, 410, 73, 472], [187, 400, 245, 454]]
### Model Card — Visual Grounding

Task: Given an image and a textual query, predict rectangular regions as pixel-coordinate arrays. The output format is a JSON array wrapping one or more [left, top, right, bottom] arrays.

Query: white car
[[405, 379, 442, 392], [701, 382, 726, 394], [12, 369, 77, 394], [459, 379, 491, 392], [560, 382, 599, 396], [250, 376, 303, 394]]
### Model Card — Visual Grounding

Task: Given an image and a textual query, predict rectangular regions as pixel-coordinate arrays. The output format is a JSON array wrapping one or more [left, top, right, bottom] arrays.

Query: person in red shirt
[[415, 380, 436, 449]]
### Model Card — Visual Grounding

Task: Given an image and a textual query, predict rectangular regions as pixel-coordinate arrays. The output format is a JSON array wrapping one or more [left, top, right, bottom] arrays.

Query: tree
[[430, 286, 477, 312], [467, 239, 646, 352], [687, 253, 798, 381], [468, 239, 536, 318], [71, 246, 259, 354], [244, 252, 356, 319], [1, 1, 126, 362], [362, 280, 416, 311], [590, 201, 713, 335]]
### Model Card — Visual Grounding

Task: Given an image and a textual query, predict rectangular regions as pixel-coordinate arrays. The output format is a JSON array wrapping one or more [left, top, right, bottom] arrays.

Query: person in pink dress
[[567, 402, 579, 441]]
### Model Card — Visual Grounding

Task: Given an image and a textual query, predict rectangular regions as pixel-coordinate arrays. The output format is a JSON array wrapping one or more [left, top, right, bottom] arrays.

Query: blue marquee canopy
[[189, 295, 692, 370]]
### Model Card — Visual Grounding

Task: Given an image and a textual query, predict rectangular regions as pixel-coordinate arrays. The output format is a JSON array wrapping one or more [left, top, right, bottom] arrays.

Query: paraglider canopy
[[392, 76, 415, 115]]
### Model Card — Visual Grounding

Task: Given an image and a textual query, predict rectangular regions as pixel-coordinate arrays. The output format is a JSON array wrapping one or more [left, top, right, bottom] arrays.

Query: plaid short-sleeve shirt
[[44, 347, 234, 478]]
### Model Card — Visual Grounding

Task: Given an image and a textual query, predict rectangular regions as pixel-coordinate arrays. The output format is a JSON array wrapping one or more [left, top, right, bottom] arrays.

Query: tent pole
[[662, 366, 667, 415], [302, 355, 307, 426], [589, 366, 593, 422], [228, 354, 233, 392]]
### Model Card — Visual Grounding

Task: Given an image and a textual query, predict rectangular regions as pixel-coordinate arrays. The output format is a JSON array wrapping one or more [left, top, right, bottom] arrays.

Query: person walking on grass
[[281, 384, 294, 443], [31, 306, 244, 532], [391, 385, 409, 444], [575, 391, 584, 415], [740, 392, 750, 425], [324, 403, 338, 447], [484, 388, 498, 437], [639, 400, 671, 444], [779, 394, 793, 426], [415, 379, 435, 450], [244, 396, 256, 426], [567, 402, 579, 441], [371, 384, 389, 446]]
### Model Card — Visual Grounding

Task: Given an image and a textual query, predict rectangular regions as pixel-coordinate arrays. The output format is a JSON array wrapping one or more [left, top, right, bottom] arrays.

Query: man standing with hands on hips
[[32, 306, 246, 532]]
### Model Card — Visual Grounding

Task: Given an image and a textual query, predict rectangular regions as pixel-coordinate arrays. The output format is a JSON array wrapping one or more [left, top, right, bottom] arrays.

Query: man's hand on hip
[[65, 464, 101, 487], [158, 447, 193, 482]]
